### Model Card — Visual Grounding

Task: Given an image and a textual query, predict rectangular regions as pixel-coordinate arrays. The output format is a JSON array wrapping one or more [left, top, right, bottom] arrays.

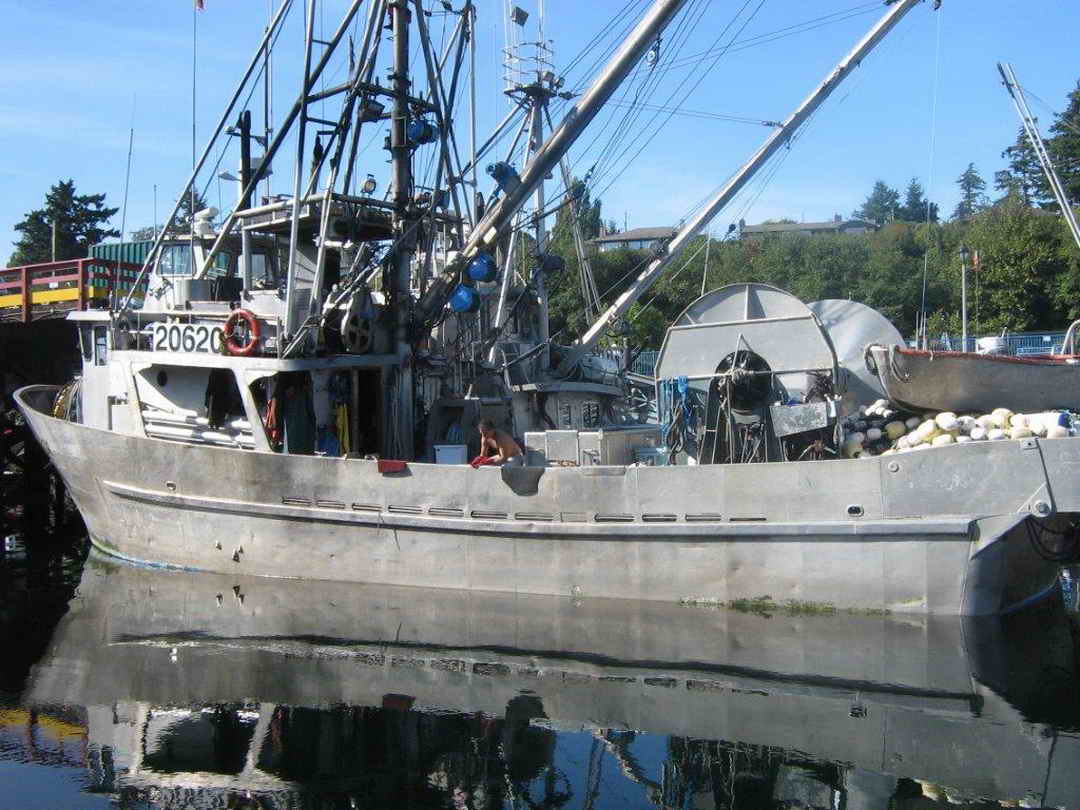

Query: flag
[[195, 0, 204, 10]]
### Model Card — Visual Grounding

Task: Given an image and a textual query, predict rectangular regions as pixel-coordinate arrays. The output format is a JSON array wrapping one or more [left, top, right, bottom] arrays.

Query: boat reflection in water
[[19, 555, 1080, 809]]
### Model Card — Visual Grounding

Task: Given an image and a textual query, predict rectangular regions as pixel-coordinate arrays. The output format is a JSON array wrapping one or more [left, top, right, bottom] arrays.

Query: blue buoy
[[449, 283, 479, 313], [466, 253, 497, 283], [486, 161, 520, 194], [407, 119, 439, 146]]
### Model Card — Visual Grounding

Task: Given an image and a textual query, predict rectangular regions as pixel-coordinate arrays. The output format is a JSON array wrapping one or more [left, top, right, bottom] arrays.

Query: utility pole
[[51, 219, 58, 262], [959, 245, 969, 351]]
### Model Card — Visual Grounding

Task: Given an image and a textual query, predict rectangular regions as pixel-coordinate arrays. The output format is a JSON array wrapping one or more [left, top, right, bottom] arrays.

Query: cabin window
[[559, 402, 573, 428], [79, 326, 93, 361], [248, 253, 276, 287], [93, 325, 109, 366], [158, 245, 194, 276]]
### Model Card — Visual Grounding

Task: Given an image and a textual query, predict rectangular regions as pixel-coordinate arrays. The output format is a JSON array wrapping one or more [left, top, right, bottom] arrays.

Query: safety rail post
[[21, 266, 30, 324], [77, 259, 87, 312]]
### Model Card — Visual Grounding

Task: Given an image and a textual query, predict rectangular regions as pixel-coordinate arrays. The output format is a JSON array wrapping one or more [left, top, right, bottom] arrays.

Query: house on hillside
[[591, 226, 674, 253], [739, 215, 878, 240]]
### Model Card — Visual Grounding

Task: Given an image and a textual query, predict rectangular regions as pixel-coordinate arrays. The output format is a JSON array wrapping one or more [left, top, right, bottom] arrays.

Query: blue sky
[[1, 0, 1077, 264]]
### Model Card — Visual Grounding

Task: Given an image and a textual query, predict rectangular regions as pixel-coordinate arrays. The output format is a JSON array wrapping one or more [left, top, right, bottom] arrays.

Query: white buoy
[[1009, 426, 1033, 439], [885, 421, 906, 440], [956, 435, 973, 443], [969, 426, 988, 441], [988, 428, 1007, 440], [932, 433, 955, 446], [935, 412, 959, 431], [905, 416, 921, 430], [842, 438, 864, 458], [1047, 425, 1069, 439]]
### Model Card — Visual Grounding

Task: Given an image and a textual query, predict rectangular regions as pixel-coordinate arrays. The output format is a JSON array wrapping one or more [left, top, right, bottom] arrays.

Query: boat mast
[[998, 62, 1080, 251], [557, 0, 931, 374], [390, 0, 416, 457]]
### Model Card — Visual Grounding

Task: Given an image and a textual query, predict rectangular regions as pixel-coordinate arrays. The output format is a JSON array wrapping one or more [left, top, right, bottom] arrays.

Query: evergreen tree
[[1046, 80, 1080, 206], [9, 180, 120, 266], [898, 178, 938, 222], [853, 181, 901, 225], [952, 163, 988, 220], [994, 127, 1046, 205], [168, 190, 211, 233]]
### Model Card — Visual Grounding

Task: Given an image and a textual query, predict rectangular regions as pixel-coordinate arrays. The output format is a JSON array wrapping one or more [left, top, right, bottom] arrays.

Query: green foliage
[[853, 180, 900, 224], [965, 198, 1070, 331], [899, 177, 938, 223], [995, 126, 1045, 205], [952, 163, 988, 220], [9, 179, 119, 266], [1047, 81, 1080, 205]]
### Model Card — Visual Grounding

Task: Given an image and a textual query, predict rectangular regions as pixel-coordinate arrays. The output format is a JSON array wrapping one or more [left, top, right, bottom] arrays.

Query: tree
[[169, 190, 211, 233], [1046, 80, 1080, 206], [952, 163, 988, 220], [994, 127, 1046, 205], [126, 190, 212, 242], [9, 179, 119, 266], [853, 181, 900, 225], [129, 225, 158, 242], [898, 178, 938, 223]]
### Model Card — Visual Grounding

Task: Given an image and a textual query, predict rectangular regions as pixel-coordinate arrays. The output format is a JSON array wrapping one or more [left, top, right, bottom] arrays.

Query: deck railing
[[0, 258, 145, 324]]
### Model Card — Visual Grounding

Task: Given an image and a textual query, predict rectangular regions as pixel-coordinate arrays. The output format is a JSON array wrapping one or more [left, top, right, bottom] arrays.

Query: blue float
[[449, 283, 479, 313], [407, 119, 439, 146], [466, 253, 497, 283]]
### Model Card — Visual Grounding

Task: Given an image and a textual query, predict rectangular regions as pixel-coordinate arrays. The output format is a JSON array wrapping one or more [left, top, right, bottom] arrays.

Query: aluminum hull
[[868, 343, 1080, 413], [17, 384, 1074, 615]]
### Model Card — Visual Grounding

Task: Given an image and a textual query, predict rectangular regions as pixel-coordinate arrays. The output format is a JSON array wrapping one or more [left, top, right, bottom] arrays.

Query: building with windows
[[591, 226, 674, 253], [739, 215, 878, 240]]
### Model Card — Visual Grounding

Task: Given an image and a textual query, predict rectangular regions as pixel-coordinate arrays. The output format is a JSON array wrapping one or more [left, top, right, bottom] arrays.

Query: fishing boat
[[21, 557, 1080, 808], [14, 0, 1080, 615]]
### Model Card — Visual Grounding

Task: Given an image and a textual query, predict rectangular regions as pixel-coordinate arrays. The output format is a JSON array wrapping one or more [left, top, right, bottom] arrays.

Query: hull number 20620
[[152, 323, 225, 354]]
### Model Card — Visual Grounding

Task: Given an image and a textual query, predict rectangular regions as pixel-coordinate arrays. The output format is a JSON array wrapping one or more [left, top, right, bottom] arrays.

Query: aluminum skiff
[[867, 343, 1080, 414]]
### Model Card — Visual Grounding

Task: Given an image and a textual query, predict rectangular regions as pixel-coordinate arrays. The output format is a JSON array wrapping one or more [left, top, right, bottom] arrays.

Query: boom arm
[[557, 0, 930, 375]]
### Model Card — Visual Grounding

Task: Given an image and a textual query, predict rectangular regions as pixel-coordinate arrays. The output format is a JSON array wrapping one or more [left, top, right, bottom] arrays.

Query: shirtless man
[[476, 418, 524, 466]]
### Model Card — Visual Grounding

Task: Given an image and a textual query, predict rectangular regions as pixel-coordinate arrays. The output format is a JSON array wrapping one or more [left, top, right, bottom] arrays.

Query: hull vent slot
[[515, 512, 555, 522], [315, 499, 346, 510], [729, 516, 767, 522], [595, 513, 635, 523], [471, 510, 508, 520], [388, 505, 423, 515], [351, 502, 381, 513], [429, 507, 465, 518], [642, 513, 678, 523], [282, 496, 312, 507], [685, 513, 723, 522]]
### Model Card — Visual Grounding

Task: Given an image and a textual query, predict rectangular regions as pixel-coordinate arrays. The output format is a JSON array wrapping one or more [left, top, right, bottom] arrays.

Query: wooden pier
[[0, 257, 144, 325]]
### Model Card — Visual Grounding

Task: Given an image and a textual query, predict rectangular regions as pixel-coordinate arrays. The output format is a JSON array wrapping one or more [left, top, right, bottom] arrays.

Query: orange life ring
[[223, 309, 260, 356]]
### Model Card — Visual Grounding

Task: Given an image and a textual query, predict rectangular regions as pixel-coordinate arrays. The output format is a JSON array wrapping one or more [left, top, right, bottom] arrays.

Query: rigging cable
[[588, 0, 768, 204]]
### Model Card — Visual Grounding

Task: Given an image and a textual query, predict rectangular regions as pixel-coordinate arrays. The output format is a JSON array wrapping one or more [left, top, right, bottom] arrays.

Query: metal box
[[434, 444, 467, 464]]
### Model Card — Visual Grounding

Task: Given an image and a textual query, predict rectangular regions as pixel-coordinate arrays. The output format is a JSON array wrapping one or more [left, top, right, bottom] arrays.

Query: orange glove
[[470, 454, 496, 468]]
